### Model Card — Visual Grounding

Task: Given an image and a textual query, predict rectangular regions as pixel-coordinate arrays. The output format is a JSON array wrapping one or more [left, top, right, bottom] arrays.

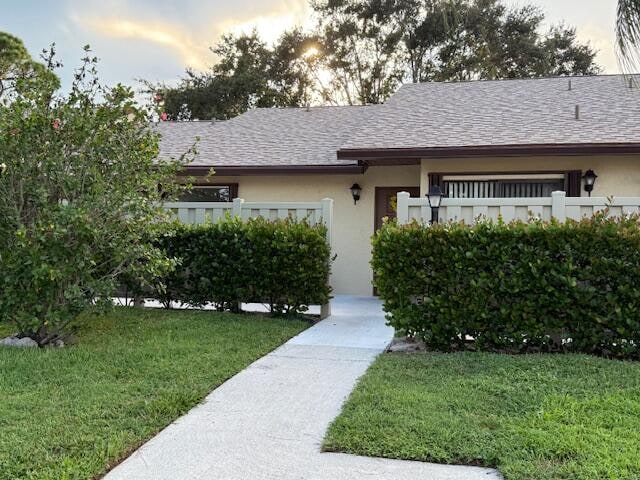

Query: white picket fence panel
[[397, 191, 640, 225], [162, 197, 334, 318], [163, 197, 333, 246]]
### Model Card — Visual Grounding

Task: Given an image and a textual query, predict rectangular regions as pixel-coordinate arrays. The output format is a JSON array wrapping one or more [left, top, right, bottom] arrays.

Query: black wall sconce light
[[583, 169, 598, 197], [350, 183, 362, 205], [427, 185, 443, 224]]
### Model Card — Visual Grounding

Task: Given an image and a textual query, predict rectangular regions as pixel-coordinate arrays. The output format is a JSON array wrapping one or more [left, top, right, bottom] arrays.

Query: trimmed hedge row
[[126, 216, 331, 315], [373, 215, 640, 358]]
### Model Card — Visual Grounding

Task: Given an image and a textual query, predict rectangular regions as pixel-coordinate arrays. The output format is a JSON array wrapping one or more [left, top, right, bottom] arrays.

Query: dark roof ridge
[[248, 104, 375, 111], [398, 73, 635, 88]]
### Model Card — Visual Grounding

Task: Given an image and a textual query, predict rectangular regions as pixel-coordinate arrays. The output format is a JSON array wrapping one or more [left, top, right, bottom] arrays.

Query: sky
[[1, 0, 621, 91]]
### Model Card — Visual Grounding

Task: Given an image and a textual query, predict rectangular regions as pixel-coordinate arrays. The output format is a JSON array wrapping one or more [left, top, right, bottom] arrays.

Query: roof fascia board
[[180, 164, 367, 176], [338, 143, 640, 161]]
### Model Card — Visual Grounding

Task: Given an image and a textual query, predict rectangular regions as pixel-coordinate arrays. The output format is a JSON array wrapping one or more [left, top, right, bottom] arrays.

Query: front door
[[374, 186, 420, 232], [373, 187, 420, 295]]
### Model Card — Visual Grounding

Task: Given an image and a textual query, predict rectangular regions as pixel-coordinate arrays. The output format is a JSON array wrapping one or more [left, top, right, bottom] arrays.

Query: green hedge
[[126, 216, 331, 315], [373, 215, 640, 358]]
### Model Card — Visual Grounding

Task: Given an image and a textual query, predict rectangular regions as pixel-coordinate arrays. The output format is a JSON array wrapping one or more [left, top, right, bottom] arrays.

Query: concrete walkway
[[105, 296, 501, 480]]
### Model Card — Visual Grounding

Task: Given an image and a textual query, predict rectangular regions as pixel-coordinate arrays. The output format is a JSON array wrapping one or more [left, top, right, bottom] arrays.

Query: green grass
[[0, 307, 307, 480], [324, 352, 640, 480]]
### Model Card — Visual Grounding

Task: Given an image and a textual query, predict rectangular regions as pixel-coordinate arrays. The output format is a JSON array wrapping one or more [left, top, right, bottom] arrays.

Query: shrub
[[0, 46, 189, 345], [246, 217, 333, 314], [372, 214, 640, 358], [139, 216, 331, 316]]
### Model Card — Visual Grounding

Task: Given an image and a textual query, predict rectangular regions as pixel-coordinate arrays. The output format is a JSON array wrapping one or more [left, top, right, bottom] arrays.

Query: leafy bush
[[373, 215, 640, 358], [246, 217, 332, 315], [136, 216, 332, 316], [0, 47, 188, 345]]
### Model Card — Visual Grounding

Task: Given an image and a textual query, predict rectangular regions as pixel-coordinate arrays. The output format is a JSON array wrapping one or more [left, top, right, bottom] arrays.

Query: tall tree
[[400, 0, 461, 83], [617, 0, 640, 72], [432, 3, 598, 81], [312, 0, 599, 104], [161, 30, 314, 120], [310, 0, 406, 105], [0, 31, 58, 99], [157, 0, 601, 114]]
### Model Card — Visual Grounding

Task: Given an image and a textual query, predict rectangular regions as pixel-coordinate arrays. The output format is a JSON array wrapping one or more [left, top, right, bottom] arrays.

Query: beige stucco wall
[[420, 155, 640, 197], [209, 165, 421, 296], [202, 155, 640, 296]]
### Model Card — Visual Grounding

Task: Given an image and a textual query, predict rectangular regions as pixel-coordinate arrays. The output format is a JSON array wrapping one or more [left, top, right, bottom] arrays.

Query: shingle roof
[[157, 75, 640, 168], [340, 75, 640, 151], [157, 105, 377, 167]]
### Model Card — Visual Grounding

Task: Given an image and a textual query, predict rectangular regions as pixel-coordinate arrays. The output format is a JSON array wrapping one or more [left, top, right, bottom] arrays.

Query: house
[[158, 74, 640, 296]]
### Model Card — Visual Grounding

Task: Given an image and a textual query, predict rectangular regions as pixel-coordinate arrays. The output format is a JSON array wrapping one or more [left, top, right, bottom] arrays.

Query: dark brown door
[[374, 187, 420, 232], [373, 187, 420, 295]]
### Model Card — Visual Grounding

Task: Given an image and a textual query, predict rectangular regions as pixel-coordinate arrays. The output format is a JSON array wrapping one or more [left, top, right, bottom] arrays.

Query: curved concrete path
[[105, 296, 501, 480]]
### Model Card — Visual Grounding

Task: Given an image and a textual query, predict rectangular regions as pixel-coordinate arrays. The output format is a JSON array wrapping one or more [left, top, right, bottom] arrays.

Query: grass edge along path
[[324, 352, 640, 480], [0, 307, 308, 480]]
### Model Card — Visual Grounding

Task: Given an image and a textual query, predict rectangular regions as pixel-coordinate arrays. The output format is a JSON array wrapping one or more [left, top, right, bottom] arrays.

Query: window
[[178, 184, 238, 202], [438, 174, 569, 199]]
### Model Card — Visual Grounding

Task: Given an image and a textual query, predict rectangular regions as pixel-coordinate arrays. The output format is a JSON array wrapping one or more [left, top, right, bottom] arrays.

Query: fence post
[[396, 191, 410, 225], [232, 197, 244, 218], [320, 198, 334, 319], [321, 198, 333, 247], [551, 191, 566, 221]]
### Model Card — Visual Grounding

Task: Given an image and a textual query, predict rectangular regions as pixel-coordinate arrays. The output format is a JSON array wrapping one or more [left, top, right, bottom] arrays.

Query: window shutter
[[564, 170, 582, 197], [428, 173, 445, 195], [428, 173, 443, 187]]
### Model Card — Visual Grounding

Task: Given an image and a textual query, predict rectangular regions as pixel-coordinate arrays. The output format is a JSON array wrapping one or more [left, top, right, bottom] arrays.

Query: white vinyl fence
[[397, 191, 640, 225], [162, 197, 334, 318], [163, 197, 333, 245]]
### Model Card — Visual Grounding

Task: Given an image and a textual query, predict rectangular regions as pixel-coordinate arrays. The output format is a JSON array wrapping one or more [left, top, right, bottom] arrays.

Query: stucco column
[[419, 159, 430, 196]]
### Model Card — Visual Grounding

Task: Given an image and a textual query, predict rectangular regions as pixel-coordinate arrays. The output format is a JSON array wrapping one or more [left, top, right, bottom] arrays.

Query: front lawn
[[324, 352, 640, 480], [0, 307, 307, 480]]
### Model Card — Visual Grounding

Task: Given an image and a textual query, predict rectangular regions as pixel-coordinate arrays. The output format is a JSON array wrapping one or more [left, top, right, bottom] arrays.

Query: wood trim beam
[[339, 143, 640, 161], [180, 164, 367, 176]]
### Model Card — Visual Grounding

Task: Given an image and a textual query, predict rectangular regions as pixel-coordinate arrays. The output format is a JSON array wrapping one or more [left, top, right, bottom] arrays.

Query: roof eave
[[180, 164, 367, 176], [338, 143, 640, 162]]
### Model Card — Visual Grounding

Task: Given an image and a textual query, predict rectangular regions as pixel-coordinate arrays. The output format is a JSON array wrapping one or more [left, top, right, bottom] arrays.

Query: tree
[[311, 0, 599, 104], [401, 0, 461, 83], [160, 30, 315, 120], [616, 0, 640, 72], [310, 0, 406, 105], [269, 29, 321, 106], [0, 31, 59, 99], [0, 44, 189, 345], [431, 3, 598, 81], [157, 0, 600, 113], [541, 26, 599, 77]]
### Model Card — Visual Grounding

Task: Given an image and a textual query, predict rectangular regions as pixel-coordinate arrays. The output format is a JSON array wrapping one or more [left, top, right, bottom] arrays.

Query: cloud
[[221, 13, 304, 44], [577, 23, 620, 73], [70, 0, 311, 73], [73, 16, 212, 70], [217, 1, 312, 44]]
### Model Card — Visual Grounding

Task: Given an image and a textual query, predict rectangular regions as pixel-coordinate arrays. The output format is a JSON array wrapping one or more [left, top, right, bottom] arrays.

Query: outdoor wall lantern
[[583, 169, 598, 197], [427, 185, 443, 224], [350, 183, 362, 205]]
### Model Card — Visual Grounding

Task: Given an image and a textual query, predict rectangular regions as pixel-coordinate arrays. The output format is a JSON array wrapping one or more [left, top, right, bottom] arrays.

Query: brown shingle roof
[[340, 75, 640, 151], [157, 105, 377, 167], [157, 75, 640, 169]]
